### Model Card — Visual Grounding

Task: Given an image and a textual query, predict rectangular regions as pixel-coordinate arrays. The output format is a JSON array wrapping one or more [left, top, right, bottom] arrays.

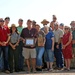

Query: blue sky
[[0, 0, 75, 27]]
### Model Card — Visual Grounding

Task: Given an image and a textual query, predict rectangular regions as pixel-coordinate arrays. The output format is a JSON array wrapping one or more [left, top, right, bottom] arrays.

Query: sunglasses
[[0, 20, 4, 22]]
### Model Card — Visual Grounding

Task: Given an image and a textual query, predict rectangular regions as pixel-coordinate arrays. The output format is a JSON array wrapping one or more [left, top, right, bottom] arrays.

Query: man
[[70, 21, 75, 68], [32, 20, 36, 28], [59, 23, 64, 30], [17, 19, 24, 71], [50, 15, 57, 31], [0, 18, 10, 73], [21, 19, 38, 72], [53, 22, 64, 70], [4, 17, 10, 36], [4, 17, 10, 27]]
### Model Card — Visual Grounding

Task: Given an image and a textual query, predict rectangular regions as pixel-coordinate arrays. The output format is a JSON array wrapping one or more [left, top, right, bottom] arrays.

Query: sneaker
[[33, 69, 37, 73], [26, 70, 31, 73], [64, 68, 68, 71], [49, 68, 53, 72], [67, 68, 70, 71]]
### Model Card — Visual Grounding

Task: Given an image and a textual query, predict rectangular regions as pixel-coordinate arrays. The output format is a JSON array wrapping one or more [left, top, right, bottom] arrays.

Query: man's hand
[[2, 42, 7, 46], [23, 39, 25, 44], [0, 42, 4, 46], [31, 45, 34, 48]]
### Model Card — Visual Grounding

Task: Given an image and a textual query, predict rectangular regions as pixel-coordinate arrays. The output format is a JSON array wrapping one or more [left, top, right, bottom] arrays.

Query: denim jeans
[[0, 46, 9, 70], [54, 43, 64, 68], [36, 47, 44, 66], [0, 49, 4, 70], [18, 41, 24, 69], [45, 49, 54, 62]]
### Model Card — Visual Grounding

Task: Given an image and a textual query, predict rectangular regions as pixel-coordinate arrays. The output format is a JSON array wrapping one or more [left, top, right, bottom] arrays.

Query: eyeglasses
[[0, 20, 4, 22]]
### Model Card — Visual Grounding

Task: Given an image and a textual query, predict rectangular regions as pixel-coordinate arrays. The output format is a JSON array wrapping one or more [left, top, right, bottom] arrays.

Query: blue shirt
[[45, 31, 54, 49]]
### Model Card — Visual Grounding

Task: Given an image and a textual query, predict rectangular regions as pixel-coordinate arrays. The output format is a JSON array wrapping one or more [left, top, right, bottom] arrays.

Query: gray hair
[[44, 25, 49, 31]]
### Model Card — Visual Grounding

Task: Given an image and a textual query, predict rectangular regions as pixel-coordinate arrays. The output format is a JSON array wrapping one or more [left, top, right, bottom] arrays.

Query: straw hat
[[11, 24, 16, 27], [41, 19, 49, 25]]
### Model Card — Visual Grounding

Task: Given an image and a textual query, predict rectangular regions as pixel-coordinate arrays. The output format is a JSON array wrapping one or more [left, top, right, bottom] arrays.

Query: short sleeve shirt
[[17, 26, 23, 34], [72, 30, 75, 48], [53, 28, 64, 43], [45, 31, 54, 49], [10, 32, 20, 44], [0, 26, 10, 46], [21, 27, 38, 48]]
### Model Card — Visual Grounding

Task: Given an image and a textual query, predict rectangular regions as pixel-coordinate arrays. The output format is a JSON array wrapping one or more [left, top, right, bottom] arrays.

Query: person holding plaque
[[35, 24, 45, 71], [21, 19, 38, 73]]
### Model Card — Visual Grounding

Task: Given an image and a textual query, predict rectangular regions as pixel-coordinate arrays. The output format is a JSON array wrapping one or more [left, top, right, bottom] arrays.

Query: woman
[[36, 24, 45, 71], [62, 26, 72, 71], [9, 24, 20, 73], [44, 26, 54, 71]]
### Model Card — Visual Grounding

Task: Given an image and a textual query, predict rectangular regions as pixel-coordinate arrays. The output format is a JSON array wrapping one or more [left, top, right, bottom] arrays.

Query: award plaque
[[25, 38, 35, 46], [38, 37, 44, 46]]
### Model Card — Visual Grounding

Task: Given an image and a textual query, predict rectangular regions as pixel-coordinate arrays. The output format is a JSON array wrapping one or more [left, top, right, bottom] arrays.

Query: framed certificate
[[25, 38, 35, 46]]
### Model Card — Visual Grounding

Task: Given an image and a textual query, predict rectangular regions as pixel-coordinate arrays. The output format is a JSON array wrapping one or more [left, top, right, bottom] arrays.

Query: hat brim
[[41, 21, 49, 25]]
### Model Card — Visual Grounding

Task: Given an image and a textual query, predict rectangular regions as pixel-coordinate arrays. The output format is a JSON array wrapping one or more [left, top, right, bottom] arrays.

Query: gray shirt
[[53, 28, 64, 43], [10, 32, 20, 44]]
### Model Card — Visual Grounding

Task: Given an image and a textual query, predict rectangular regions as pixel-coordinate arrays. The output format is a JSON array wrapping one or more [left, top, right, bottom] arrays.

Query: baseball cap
[[60, 23, 64, 26]]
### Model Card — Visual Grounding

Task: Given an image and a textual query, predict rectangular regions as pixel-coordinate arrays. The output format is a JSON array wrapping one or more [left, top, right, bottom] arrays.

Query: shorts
[[23, 48, 36, 59], [45, 49, 54, 62]]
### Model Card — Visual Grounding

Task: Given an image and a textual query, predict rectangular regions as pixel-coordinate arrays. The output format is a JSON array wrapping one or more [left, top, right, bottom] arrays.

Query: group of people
[[0, 15, 75, 74]]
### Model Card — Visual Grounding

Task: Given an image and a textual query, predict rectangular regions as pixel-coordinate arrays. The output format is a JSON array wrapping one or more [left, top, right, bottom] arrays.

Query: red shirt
[[0, 25, 10, 46]]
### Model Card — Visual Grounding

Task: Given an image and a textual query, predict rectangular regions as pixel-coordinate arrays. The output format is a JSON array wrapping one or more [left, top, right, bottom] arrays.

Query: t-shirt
[[21, 27, 38, 48], [53, 28, 64, 43], [72, 30, 75, 48], [36, 30, 45, 47], [17, 26, 23, 34], [45, 31, 54, 49], [10, 32, 20, 44], [0, 26, 10, 46]]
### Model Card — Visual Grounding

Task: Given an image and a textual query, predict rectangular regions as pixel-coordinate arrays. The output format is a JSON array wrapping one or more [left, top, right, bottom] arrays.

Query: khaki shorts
[[23, 48, 36, 59]]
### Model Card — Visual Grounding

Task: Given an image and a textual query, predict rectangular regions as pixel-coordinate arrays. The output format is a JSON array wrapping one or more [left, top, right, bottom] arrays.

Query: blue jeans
[[54, 43, 64, 68], [36, 47, 44, 66], [18, 41, 24, 69], [45, 49, 54, 62], [0, 50, 4, 70], [0, 46, 9, 70]]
